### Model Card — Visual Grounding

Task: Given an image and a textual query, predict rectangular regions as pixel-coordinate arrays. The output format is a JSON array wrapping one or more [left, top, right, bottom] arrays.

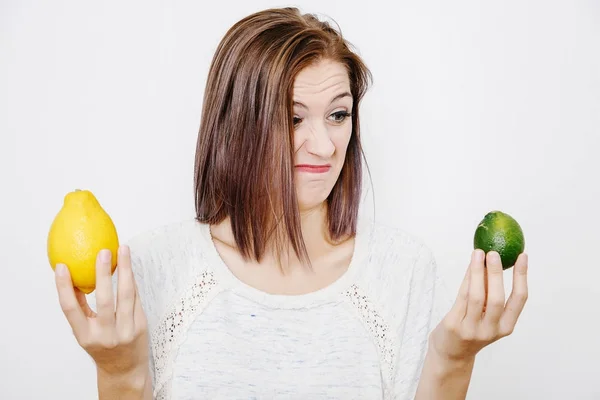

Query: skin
[[210, 59, 355, 294], [291, 59, 353, 214], [54, 248, 152, 399], [53, 59, 529, 400], [415, 250, 528, 399]]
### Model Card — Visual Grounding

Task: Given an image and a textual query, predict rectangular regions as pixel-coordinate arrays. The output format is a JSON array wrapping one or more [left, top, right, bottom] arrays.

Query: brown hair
[[194, 7, 372, 267]]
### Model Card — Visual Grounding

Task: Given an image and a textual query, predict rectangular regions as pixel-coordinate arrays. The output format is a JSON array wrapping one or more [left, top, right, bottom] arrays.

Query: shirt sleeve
[[129, 243, 156, 392], [392, 244, 453, 399]]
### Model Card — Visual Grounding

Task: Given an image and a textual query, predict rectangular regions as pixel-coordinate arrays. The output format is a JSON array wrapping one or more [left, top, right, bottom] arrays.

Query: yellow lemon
[[47, 189, 119, 294]]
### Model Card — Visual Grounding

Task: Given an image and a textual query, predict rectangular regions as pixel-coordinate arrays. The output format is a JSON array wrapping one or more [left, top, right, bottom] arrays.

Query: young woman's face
[[292, 59, 353, 212]]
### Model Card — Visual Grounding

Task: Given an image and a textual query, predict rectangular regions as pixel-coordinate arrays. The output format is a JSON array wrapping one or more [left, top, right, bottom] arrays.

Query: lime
[[473, 210, 525, 270]]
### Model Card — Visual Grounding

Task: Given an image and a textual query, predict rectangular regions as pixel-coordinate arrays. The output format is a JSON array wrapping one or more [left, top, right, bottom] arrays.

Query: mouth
[[295, 164, 331, 173]]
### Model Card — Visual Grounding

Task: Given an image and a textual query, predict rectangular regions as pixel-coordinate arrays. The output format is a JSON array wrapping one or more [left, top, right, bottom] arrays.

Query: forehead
[[293, 60, 351, 102]]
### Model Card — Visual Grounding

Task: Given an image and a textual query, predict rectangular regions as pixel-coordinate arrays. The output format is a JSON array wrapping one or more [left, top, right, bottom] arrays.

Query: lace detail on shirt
[[152, 270, 219, 400], [344, 283, 396, 398]]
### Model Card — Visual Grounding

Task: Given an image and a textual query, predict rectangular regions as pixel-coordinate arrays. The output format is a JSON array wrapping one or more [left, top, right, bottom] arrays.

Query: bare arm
[[97, 365, 153, 400], [414, 346, 475, 400]]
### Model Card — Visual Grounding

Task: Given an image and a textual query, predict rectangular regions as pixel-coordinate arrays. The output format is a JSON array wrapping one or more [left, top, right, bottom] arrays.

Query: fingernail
[[99, 249, 111, 263], [520, 253, 528, 266], [490, 251, 500, 263], [118, 245, 129, 256], [55, 263, 67, 276], [475, 249, 484, 261]]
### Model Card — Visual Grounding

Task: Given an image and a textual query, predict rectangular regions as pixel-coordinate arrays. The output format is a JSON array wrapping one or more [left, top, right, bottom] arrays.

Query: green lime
[[473, 210, 525, 270]]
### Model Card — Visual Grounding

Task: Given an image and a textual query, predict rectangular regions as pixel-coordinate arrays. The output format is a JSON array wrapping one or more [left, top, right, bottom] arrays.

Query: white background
[[1, 0, 599, 399]]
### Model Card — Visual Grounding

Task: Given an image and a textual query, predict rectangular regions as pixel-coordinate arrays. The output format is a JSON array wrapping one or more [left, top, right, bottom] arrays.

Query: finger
[[500, 253, 529, 336], [465, 249, 486, 322], [54, 264, 88, 335], [133, 290, 148, 334], [116, 245, 136, 336], [483, 266, 488, 313], [446, 263, 471, 321], [74, 288, 96, 318], [132, 271, 148, 331], [95, 249, 116, 327], [133, 273, 144, 315], [483, 251, 505, 324]]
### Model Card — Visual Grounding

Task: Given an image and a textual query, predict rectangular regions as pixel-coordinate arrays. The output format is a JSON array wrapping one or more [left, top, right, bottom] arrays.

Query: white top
[[92, 216, 450, 400]]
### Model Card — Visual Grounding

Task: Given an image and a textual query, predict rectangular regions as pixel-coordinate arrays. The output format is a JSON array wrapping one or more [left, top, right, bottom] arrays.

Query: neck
[[274, 202, 334, 271], [298, 201, 330, 251], [210, 202, 336, 270]]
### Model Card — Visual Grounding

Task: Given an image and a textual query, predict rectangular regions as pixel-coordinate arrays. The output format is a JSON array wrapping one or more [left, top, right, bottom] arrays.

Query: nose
[[305, 121, 335, 158]]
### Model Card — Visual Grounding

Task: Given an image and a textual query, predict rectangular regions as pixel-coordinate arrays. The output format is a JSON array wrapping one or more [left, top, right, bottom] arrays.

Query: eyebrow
[[293, 91, 352, 109]]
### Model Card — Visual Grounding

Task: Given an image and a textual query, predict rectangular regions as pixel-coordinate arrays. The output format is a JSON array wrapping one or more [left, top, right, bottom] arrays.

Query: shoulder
[[124, 217, 211, 280], [126, 218, 206, 259], [359, 218, 437, 285], [352, 218, 440, 325], [344, 219, 440, 392], [124, 218, 213, 324]]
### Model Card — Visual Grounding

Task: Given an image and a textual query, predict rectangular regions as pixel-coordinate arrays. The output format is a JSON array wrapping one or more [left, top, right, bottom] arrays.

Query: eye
[[293, 116, 303, 127], [329, 111, 352, 124]]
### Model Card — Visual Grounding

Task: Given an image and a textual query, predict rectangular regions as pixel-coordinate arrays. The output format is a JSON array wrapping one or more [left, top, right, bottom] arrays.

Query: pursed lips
[[294, 164, 331, 173]]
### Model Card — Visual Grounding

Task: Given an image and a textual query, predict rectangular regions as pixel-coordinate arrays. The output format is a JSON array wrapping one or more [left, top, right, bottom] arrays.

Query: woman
[[53, 7, 528, 400]]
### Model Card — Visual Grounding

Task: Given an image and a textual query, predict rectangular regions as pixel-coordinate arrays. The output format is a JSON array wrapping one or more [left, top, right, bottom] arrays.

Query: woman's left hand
[[429, 249, 529, 362]]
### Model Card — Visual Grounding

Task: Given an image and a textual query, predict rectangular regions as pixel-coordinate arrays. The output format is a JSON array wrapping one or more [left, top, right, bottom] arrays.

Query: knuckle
[[120, 293, 135, 305], [76, 335, 94, 349], [87, 329, 119, 350], [137, 322, 148, 334], [135, 311, 149, 327], [511, 292, 528, 305], [477, 329, 497, 342], [489, 297, 505, 309], [442, 317, 459, 334], [500, 323, 515, 337], [118, 330, 135, 345], [101, 337, 120, 350], [119, 283, 134, 295], [489, 266, 503, 274], [97, 297, 114, 309], [518, 291, 529, 302], [470, 297, 485, 308], [461, 328, 476, 341], [60, 301, 77, 314]]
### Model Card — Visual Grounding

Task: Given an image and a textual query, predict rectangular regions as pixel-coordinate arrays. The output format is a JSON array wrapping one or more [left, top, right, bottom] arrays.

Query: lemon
[[47, 189, 119, 293], [473, 210, 525, 270]]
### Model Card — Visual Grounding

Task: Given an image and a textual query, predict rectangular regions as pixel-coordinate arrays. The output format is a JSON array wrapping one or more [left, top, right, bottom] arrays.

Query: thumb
[[74, 288, 96, 318], [55, 264, 89, 337]]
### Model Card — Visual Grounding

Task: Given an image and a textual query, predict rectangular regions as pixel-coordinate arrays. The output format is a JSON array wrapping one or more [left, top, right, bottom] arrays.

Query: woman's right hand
[[54, 245, 150, 394]]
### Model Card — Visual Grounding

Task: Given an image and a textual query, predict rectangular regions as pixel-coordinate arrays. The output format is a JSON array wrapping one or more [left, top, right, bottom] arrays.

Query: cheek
[[332, 126, 352, 159], [292, 127, 304, 153]]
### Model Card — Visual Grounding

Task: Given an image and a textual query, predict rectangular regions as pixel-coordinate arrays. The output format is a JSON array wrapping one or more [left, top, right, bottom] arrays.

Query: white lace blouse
[[93, 216, 448, 399]]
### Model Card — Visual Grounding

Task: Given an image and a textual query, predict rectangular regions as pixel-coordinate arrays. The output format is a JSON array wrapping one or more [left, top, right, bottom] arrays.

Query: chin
[[295, 177, 338, 212], [297, 192, 330, 213]]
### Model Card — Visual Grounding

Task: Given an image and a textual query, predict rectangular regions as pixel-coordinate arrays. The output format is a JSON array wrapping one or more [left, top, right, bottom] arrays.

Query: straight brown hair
[[194, 7, 372, 267]]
